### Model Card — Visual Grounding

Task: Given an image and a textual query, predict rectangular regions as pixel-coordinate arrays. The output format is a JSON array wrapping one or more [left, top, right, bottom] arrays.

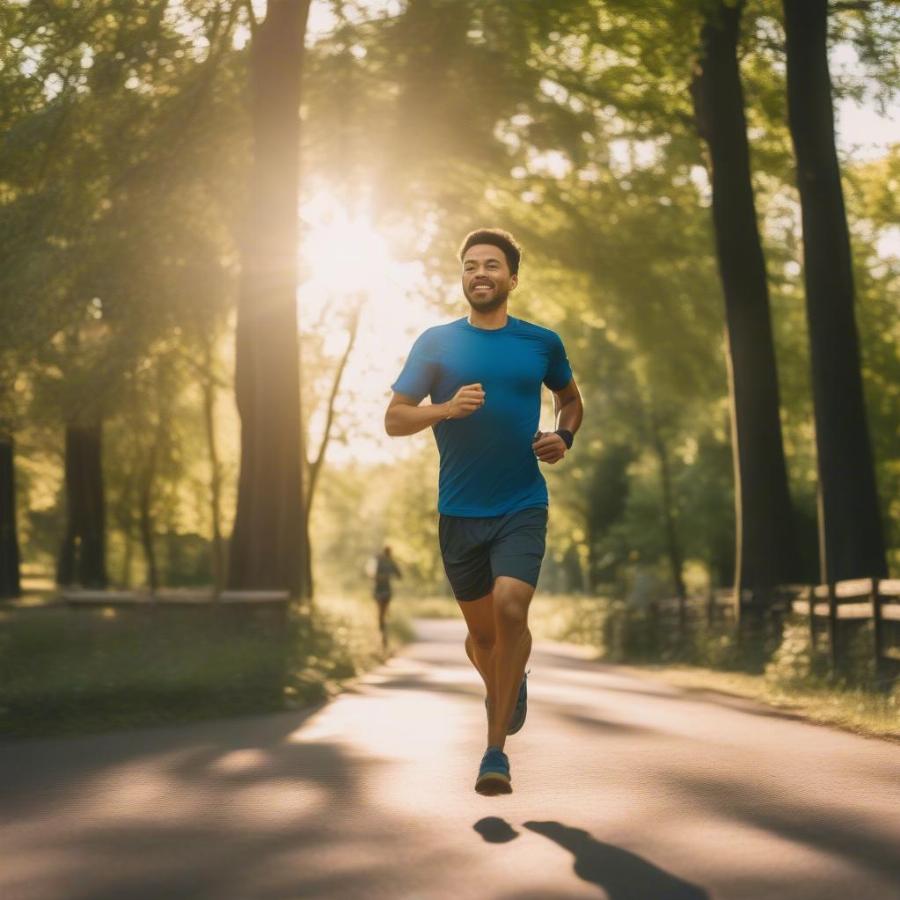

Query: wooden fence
[[58, 588, 291, 606], [1, 588, 291, 627], [653, 578, 900, 683]]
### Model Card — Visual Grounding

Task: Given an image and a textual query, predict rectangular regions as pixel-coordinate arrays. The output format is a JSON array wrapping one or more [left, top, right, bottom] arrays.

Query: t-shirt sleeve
[[391, 329, 438, 403], [543, 331, 573, 391]]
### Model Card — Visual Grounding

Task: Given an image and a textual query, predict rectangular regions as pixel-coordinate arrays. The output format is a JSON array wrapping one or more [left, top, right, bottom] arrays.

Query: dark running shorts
[[438, 505, 548, 602]]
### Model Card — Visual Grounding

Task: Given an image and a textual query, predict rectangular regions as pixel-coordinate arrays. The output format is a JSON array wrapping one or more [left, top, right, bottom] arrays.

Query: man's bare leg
[[377, 600, 389, 649], [458, 593, 497, 699], [486, 576, 534, 750]]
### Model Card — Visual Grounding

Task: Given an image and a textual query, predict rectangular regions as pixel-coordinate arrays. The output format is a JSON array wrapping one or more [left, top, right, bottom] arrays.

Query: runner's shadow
[[473, 817, 519, 843], [524, 821, 708, 899]]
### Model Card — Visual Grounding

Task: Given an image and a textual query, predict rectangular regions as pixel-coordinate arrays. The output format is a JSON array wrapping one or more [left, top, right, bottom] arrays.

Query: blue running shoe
[[506, 671, 528, 735], [475, 746, 512, 795]]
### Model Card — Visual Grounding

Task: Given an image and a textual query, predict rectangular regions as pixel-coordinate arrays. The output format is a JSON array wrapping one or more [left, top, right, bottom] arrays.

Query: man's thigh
[[439, 514, 494, 602], [489, 506, 548, 592], [457, 590, 495, 641]]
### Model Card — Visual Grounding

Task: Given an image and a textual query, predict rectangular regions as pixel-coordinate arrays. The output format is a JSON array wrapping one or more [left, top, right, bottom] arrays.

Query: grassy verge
[[531, 593, 900, 741], [0, 592, 412, 740], [406, 591, 899, 741], [393, 593, 459, 621], [616, 664, 900, 741]]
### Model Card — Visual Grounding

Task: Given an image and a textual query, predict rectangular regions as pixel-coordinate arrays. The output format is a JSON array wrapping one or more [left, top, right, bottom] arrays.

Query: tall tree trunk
[[113, 469, 137, 587], [137, 432, 160, 592], [301, 305, 361, 598], [0, 432, 21, 599], [584, 443, 632, 593], [228, 0, 312, 596], [783, 0, 887, 582], [200, 340, 225, 596], [57, 423, 107, 588], [120, 526, 134, 588], [690, 0, 797, 605], [648, 403, 687, 603]]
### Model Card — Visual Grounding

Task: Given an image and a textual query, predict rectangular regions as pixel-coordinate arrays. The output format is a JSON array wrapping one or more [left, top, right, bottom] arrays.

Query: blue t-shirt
[[391, 315, 573, 517]]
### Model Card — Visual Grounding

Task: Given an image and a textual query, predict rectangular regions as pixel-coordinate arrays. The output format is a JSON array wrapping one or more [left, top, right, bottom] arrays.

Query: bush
[[0, 594, 406, 739]]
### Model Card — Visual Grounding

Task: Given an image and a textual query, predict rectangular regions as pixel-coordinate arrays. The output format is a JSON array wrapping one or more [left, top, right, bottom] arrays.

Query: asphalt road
[[2, 618, 899, 900]]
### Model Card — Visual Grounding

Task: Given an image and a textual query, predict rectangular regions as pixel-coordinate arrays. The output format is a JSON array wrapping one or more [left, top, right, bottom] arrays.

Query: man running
[[384, 228, 583, 795]]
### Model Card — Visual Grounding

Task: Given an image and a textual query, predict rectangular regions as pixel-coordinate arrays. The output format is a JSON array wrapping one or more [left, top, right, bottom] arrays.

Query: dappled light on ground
[[1, 620, 898, 899]]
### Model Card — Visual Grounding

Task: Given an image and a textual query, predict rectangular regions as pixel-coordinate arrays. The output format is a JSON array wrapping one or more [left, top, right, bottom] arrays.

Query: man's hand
[[532, 431, 567, 464], [445, 383, 485, 420]]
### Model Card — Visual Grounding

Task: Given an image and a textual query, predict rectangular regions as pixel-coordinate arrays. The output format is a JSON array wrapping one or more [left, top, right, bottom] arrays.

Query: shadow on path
[[473, 817, 519, 844], [524, 820, 709, 900], [0, 707, 435, 900], [669, 773, 900, 884]]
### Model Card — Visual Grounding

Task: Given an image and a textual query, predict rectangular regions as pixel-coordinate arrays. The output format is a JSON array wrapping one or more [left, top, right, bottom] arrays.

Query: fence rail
[[59, 588, 291, 606], [653, 577, 900, 682], [0, 588, 291, 610]]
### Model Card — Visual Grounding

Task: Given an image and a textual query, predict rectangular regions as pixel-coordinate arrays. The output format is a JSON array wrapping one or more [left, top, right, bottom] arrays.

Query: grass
[[393, 593, 459, 620], [6, 587, 895, 743], [624, 665, 900, 741], [405, 591, 900, 742], [0, 592, 412, 740], [528, 593, 900, 741]]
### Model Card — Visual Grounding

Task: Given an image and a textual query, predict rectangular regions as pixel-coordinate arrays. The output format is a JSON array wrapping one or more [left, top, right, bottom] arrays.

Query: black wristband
[[555, 428, 574, 449]]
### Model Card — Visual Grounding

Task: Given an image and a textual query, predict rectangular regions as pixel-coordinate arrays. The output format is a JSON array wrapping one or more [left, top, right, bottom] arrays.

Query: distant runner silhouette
[[372, 545, 401, 649]]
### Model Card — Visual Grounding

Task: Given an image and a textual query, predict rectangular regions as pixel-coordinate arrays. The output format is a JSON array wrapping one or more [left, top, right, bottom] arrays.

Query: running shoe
[[506, 671, 528, 735], [475, 746, 512, 795]]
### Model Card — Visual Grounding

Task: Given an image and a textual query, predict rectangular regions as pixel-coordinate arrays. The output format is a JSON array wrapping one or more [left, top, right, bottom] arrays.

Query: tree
[[228, 0, 312, 596], [56, 429, 107, 588], [301, 301, 362, 597], [0, 431, 21, 598], [690, 0, 798, 604], [783, 0, 887, 581]]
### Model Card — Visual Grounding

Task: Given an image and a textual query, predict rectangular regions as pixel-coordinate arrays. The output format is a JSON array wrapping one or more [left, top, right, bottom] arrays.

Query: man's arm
[[554, 378, 583, 434], [384, 384, 485, 436], [384, 393, 449, 436], [533, 378, 583, 464]]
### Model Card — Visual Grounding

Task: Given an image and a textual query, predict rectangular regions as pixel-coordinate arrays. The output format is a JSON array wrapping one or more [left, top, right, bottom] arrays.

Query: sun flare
[[298, 193, 439, 463]]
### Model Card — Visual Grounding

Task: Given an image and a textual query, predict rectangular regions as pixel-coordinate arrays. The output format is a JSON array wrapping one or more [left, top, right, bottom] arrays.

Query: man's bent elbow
[[384, 412, 402, 437]]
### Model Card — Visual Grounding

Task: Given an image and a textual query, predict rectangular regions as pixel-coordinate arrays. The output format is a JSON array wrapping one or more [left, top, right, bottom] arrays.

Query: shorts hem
[[490, 570, 539, 589], [439, 502, 548, 519]]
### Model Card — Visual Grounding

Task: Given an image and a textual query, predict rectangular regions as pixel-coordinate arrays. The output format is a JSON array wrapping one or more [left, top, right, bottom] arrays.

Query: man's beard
[[464, 285, 509, 313]]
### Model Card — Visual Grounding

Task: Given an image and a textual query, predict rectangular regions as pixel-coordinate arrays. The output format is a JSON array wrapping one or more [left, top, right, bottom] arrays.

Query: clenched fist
[[445, 383, 485, 420], [532, 430, 567, 464]]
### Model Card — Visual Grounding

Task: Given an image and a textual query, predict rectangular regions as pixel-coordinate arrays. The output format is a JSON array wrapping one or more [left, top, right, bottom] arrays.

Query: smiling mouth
[[472, 283, 494, 292]]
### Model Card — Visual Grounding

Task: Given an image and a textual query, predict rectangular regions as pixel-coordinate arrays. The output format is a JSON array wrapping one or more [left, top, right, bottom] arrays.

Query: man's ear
[[510, 274, 518, 291]]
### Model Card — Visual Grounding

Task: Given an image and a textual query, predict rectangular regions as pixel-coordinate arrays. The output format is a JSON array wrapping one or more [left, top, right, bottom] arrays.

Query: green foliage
[[0, 595, 402, 739], [2, 0, 897, 599], [764, 616, 821, 687]]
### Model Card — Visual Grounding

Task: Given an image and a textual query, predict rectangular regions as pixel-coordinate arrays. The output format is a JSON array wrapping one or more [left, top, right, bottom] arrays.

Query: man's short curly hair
[[458, 228, 522, 276]]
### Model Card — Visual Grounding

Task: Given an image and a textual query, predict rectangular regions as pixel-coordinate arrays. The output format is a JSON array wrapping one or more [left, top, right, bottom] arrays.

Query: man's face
[[461, 244, 517, 312]]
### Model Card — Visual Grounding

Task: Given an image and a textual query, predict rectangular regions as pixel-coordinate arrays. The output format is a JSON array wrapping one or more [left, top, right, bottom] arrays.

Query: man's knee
[[495, 597, 529, 631], [492, 577, 532, 628], [468, 629, 495, 651]]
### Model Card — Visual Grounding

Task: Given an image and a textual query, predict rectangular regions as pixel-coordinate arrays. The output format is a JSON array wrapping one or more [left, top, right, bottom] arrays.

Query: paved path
[[2, 618, 899, 899]]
